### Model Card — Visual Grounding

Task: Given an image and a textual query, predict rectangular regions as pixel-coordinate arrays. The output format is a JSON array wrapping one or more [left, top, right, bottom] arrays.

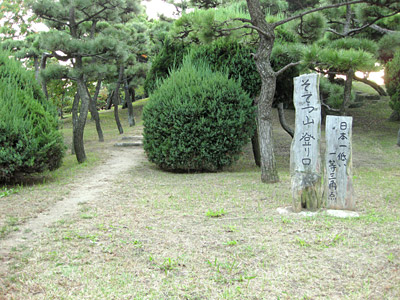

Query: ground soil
[[1, 100, 399, 299], [0, 143, 146, 276]]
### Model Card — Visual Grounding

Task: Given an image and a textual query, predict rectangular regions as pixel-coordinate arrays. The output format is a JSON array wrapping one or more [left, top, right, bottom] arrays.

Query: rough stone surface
[[114, 142, 143, 147], [122, 135, 143, 141], [277, 207, 359, 218], [325, 209, 359, 218], [325, 116, 354, 210], [290, 73, 322, 211]]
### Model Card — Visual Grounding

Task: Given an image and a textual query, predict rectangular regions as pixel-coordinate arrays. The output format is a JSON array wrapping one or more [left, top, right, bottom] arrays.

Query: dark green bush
[[144, 38, 188, 96], [187, 40, 261, 99], [145, 39, 302, 107], [143, 59, 255, 172], [378, 32, 400, 63], [0, 51, 65, 182], [191, 40, 302, 107]]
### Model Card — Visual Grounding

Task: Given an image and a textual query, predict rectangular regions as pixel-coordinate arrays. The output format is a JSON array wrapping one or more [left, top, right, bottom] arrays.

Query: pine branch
[[231, 18, 252, 24], [273, 0, 366, 28], [72, 52, 108, 58], [327, 20, 346, 26], [326, 28, 345, 37], [311, 68, 341, 75], [39, 15, 68, 27], [275, 61, 301, 77], [218, 18, 268, 36], [52, 52, 70, 61], [221, 24, 270, 36], [75, 6, 109, 27], [353, 74, 387, 96], [322, 102, 340, 113], [346, 10, 400, 36], [369, 24, 397, 34]]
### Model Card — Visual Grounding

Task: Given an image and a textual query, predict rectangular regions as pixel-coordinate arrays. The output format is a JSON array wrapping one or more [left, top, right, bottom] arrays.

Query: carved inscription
[[290, 74, 322, 211], [325, 116, 354, 210]]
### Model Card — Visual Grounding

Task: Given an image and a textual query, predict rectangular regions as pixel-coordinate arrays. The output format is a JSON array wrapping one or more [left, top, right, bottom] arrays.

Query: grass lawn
[[1, 94, 399, 299]]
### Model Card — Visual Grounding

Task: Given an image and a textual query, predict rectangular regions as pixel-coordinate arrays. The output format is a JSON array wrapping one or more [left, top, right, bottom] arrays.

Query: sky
[[142, 0, 178, 19]]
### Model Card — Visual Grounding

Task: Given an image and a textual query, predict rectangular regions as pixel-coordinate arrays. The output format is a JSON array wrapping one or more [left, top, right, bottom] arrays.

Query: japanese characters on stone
[[290, 73, 322, 211], [325, 116, 354, 210], [291, 74, 321, 173]]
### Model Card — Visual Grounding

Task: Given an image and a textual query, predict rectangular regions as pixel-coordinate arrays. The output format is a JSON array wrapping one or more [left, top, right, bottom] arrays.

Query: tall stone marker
[[325, 116, 354, 210], [290, 73, 322, 212]]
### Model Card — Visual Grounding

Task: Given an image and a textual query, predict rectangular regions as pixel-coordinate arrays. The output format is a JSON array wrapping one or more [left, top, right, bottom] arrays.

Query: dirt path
[[0, 145, 146, 262]]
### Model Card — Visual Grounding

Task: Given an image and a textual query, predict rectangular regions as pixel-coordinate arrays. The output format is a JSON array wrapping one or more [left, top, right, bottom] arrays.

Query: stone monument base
[[277, 206, 359, 218]]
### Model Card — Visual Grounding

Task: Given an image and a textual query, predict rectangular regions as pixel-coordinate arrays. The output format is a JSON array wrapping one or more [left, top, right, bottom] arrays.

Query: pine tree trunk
[[60, 90, 66, 119], [258, 95, 279, 183], [246, 0, 279, 183], [277, 102, 294, 138], [106, 91, 113, 110], [71, 92, 80, 155], [123, 76, 135, 127], [397, 127, 400, 147], [114, 65, 124, 134], [34, 57, 40, 84], [251, 125, 261, 167], [251, 98, 261, 167], [341, 68, 354, 115], [88, 80, 104, 142], [73, 78, 91, 163], [40, 54, 49, 100], [256, 51, 279, 183], [254, 37, 279, 183], [389, 110, 400, 121]]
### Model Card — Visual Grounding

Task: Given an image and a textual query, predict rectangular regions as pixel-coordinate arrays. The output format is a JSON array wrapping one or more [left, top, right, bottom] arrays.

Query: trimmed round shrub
[[143, 59, 255, 172], [0, 51, 65, 182]]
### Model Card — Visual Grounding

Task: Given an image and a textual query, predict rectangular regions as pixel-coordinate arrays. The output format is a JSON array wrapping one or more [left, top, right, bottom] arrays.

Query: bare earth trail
[[0, 144, 146, 268]]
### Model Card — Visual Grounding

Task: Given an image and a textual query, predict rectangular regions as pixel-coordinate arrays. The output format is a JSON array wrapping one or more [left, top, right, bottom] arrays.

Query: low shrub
[[143, 59, 255, 172], [0, 51, 65, 182]]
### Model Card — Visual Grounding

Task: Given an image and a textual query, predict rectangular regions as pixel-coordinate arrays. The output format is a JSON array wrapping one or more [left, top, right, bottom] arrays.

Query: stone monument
[[290, 73, 322, 211], [325, 116, 354, 210]]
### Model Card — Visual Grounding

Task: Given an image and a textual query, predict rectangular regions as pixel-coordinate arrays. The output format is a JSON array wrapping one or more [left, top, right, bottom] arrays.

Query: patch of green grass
[[223, 224, 238, 232], [0, 186, 21, 198], [80, 213, 96, 219], [280, 216, 293, 224], [0, 216, 19, 239], [206, 208, 226, 218], [387, 252, 395, 263], [295, 236, 310, 248], [352, 81, 380, 95], [160, 257, 179, 274], [224, 240, 238, 246]]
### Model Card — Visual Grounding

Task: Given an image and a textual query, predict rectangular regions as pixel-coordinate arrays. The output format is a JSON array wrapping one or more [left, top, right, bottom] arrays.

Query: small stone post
[[325, 116, 354, 210], [290, 73, 322, 212]]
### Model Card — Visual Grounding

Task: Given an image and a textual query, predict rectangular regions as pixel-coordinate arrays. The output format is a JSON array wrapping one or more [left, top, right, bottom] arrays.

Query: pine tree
[[31, 0, 142, 163]]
